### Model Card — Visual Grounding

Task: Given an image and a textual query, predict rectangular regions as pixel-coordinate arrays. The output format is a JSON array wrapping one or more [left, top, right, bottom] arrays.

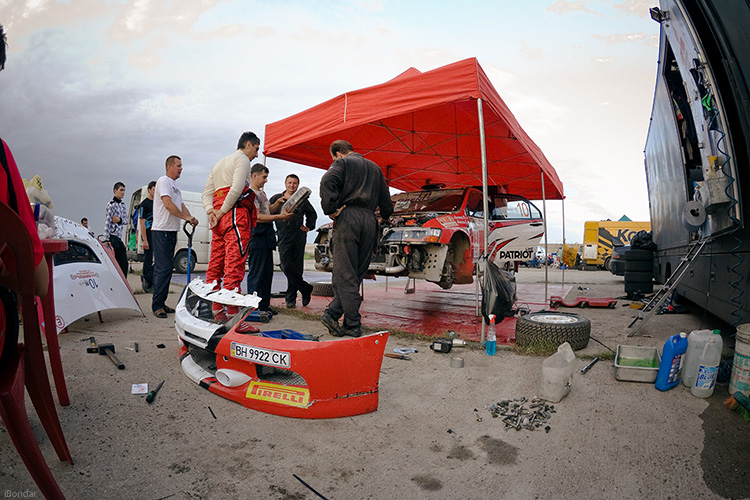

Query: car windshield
[[391, 189, 465, 214]]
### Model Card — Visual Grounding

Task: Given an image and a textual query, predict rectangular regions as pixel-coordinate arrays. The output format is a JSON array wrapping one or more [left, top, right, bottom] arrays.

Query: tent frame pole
[[541, 171, 548, 302], [561, 198, 566, 287], [478, 98, 489, 345]]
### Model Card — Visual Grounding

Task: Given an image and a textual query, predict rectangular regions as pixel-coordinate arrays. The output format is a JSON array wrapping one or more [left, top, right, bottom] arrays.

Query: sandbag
[[630, 230, 657, 251], [481, 259, 516, 322]]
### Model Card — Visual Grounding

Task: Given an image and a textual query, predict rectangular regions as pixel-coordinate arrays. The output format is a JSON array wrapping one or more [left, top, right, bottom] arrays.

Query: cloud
[[593, 32, 658, 46], [108, 0, 224, 42], [546, 1, 606, 17], [520, 41, 544, 61], [610, 0, 659, 18], [193, 24, 248, 41]]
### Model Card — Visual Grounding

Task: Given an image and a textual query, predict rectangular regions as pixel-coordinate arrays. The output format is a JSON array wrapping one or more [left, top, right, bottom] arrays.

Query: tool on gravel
[[384, 353, 411, 361], [86, 336, 99, 353], [146, 380, 164, 403], [581, 357, 600, 374], [87, 341, 125, 370]]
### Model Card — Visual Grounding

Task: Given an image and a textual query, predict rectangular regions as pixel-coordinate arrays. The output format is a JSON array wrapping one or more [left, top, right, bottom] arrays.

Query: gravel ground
[[1, 268, 749, 500]]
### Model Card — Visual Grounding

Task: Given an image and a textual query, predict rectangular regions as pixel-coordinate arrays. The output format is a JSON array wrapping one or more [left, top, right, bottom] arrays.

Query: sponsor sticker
[[246, 381, 309, 407]]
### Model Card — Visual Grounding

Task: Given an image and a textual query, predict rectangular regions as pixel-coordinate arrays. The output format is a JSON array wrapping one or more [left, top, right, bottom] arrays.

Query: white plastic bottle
[[682, 329, 716, 387], [691, 336, 721, 398]]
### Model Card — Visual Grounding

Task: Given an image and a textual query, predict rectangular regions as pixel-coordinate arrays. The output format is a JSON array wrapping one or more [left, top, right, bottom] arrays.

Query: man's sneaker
[[163, 305, 175, 314], [321, 313, 343, 337], [153, 308, 167, 319], [213, 311, 230, 323], [235, 321, 260, 333], [286, 302, 296, 309], [301, 290, 312, 307], [342, 326, 362, 338]]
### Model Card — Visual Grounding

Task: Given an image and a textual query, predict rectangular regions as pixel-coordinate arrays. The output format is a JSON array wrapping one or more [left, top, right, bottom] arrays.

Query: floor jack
[[549, 296, 617, 309]]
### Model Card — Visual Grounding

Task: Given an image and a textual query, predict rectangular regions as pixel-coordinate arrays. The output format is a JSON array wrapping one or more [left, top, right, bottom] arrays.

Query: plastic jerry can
[[691, 336, 722, 398], [655, 332, 688, 391], [682, 329, 717, 387], [539, 342, 576, 402]]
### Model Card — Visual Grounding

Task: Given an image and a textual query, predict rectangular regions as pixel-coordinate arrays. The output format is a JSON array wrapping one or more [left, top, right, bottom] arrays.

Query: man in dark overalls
[[319, 140, 393, 337]]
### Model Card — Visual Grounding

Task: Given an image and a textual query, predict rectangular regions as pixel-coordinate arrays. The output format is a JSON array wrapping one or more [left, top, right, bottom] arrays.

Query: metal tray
[[614, 345, 660, 383]]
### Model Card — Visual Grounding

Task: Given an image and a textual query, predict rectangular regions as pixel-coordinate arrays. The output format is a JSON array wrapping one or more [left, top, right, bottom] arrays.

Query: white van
[[126, 186, 210, 273]]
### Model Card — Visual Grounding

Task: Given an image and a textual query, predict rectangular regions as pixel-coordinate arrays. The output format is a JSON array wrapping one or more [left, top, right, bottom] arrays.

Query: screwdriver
[[146, 380, 164, 403]]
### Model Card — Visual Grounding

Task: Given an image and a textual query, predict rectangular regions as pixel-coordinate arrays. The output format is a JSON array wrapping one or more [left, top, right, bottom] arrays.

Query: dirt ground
[[2, 268, 750, 500]]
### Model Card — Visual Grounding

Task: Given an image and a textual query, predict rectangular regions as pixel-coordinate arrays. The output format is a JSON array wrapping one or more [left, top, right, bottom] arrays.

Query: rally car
[[314, 186, 545, 288]]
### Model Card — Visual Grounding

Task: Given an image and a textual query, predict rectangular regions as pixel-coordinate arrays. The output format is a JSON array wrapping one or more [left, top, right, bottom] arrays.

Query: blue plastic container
[[655, 332, 688, 391], [485, 315, 497, 356]]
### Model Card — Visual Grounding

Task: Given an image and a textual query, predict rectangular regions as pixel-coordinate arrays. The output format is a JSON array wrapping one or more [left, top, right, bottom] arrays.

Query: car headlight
[[384, 228, 441, 243]]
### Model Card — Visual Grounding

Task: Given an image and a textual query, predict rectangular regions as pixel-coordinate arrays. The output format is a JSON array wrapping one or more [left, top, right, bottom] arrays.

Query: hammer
[[92, 342, 125, 370]]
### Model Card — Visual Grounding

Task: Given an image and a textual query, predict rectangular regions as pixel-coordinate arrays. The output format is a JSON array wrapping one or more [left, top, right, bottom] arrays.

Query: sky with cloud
[[0, 0, 660, 244]]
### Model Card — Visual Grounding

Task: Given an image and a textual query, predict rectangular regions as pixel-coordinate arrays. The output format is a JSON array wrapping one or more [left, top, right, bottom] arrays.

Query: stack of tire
[[624, 248, 654, 299]]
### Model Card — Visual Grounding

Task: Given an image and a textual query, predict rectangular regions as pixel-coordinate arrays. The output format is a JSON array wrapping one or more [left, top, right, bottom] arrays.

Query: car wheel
[[437, 249, 455, 289], [311, 281, 334, 297], [604, 257, 612, 272], [515, 311, 591, 351], [173, 250, 195, 274]]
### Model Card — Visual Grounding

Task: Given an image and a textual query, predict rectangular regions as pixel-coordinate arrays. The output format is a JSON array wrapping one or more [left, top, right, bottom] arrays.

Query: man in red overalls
[[202, 132, 260, 328]]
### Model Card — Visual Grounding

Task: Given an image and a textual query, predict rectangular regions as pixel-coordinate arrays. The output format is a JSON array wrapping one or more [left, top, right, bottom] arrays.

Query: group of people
[[137, 135, 391, 339], [104, 157, 199, 319], [104, 131, 321, 332]]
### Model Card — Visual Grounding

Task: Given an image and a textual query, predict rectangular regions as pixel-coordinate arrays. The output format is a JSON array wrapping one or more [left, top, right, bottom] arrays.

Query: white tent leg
[[541, 171, 548, 303], [478, 98, 489, 345]]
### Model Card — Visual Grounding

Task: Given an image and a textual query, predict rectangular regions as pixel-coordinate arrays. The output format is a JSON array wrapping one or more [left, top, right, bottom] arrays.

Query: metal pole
[[540, 170, 548, 302], [561, 198, 566, 288], [478, 98, 489, 345]]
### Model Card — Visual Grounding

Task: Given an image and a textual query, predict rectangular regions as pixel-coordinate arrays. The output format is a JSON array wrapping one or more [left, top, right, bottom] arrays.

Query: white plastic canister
[[729, 324, 750, 398], [691, 337, 721, 398], [682, 329, 716, 388], [540, 342, 576, 403]]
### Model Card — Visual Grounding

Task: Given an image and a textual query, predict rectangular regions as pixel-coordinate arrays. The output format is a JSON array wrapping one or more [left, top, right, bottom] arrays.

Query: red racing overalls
[[206, 186, 256, 315]]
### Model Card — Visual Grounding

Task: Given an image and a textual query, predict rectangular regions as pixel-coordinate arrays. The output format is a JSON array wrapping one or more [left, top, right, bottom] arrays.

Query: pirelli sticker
[[246, 381, 309, 408]]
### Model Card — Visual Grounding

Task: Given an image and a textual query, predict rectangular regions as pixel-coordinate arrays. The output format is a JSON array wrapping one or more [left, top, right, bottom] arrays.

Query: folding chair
[[0, 201, 70, 499]]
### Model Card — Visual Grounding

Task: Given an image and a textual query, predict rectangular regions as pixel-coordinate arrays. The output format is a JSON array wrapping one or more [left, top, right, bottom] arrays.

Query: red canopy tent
[[263, 57, 564, 201]]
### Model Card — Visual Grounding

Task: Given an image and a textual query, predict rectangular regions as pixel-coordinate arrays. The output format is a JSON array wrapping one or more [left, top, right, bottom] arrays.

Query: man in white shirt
[[202, 131, 260, 326], [151, 155, 198, 319]]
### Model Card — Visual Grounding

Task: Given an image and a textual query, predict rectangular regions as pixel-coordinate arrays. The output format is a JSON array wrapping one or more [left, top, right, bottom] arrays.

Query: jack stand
[[404, 277, 416, 294]]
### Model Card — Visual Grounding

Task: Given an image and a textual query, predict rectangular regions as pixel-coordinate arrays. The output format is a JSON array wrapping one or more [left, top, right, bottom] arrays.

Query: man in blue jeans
[[246, 163, 292, 314], [151, 155, 198, 318]]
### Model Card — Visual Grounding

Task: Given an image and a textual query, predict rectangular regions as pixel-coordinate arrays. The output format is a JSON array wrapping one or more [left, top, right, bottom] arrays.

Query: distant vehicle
[[608, 245, 630, 276], [314, 187, 545, 289], [645, 1, 750, 322], [581, 220, 650, 270], [125, 186, 210, 274]]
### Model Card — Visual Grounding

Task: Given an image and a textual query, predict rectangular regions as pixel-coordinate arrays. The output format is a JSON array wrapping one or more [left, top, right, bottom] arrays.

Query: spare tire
[[311, 281, 334, 297], [624, 249, 653, 261], [625, 260, 652, 272], [624, 272, 653, 283], [515, 311, 591, 351]]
